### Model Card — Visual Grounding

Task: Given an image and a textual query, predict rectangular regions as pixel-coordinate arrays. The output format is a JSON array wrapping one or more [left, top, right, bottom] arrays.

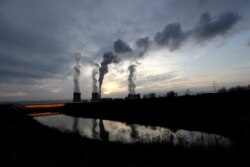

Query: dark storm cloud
[[153, 11, 241, 51], [114, 39, 132, 54], [193, 12, 241, 42], [154, 23, 188, 51]]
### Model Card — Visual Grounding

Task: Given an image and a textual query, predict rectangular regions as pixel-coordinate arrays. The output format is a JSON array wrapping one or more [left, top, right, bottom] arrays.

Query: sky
[[0, 0, 250, 101]]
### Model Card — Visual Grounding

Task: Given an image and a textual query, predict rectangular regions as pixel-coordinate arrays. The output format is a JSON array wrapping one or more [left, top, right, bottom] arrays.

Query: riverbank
[[60, 91, 250, 141]]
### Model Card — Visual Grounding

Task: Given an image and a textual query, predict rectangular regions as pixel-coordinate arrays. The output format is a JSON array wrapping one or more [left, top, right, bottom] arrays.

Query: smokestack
[[73, 53, 82, 102], [91, 93, 99, 101], [73, 92, 81, 102], [127, 65, 142, 100], [127, 65, 141, 100], [91, 63, 100, 101]]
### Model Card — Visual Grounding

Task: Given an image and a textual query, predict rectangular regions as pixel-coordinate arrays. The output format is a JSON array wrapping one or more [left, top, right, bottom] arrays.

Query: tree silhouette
[[185, 89, 191, 96], [166, 91, 177, 97], [217, 87, 227, 93]]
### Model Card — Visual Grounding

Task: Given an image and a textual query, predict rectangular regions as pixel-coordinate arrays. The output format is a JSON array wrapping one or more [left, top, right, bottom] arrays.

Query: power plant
[[73, 40, 139, 102], [73, 53, 82, 102], [72, 57, 140, 102]]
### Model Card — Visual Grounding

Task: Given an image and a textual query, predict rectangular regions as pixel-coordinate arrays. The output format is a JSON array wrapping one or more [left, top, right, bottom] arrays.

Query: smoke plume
[[128, 64, 137, 95], [99, 52, 120, 95], [92, 119, 98, 139], [154, 23, 188, 51], [73, 53, 82, 93], [114, 39, 132, 54], [92, 119, 109, 141], [193, 12, 241, 42], [92, 63, 100, 93], [153, 12, 240, 51]]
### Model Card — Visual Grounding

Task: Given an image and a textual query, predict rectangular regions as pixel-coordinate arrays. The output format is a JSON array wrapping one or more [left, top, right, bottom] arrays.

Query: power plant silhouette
[[72, 53, 140, 102], [73, 92, 81, 102], [91, 93, 100, 102], [73, 92, 141, 102]]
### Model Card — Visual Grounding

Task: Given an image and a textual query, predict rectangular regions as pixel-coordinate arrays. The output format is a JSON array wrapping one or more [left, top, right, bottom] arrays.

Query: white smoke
[[92, 63, 100, 93], [73, 53, 82, 93], [128, 64, 137, 95]]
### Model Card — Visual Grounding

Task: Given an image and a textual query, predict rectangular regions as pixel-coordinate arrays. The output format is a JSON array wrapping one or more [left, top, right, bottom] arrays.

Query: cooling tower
[[91, 93, 99, 101], [73, 92, 81, 102]]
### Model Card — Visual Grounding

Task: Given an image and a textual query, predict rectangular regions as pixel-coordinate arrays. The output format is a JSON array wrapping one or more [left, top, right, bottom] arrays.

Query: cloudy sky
[[1, 0, 250, 101]]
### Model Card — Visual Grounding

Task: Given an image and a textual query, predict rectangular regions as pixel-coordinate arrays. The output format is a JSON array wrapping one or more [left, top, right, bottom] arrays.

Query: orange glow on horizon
[[28, 112, 60, 117], [23, 103, 65, 109]]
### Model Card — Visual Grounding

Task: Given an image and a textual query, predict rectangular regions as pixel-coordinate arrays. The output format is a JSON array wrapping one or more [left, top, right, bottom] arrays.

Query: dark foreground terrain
[[60, 91, 250, 141], [1, 90, 250, 166]]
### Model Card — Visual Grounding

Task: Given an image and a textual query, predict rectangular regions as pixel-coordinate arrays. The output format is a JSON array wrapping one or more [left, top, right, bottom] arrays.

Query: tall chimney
[[99, 90, 101, 100], [91, 93, 99, 102], [73, 92, 81, 102]]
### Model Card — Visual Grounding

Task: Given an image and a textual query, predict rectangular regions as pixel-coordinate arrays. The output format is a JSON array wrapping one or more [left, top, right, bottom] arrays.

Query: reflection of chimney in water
[[92, 120, 98, 139], [130, 125, 138, 139], [92, 119, 109, 141], [73, 53, 82, 102], [99, 120, 109, 141], [73, 117, 79, 132]]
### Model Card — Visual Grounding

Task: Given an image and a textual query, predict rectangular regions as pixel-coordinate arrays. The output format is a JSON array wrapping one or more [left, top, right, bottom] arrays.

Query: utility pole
[[213, 81, 216, 93]]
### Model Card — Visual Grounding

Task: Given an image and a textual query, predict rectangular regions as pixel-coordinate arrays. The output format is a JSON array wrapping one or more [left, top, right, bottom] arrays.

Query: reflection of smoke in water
[[92, 119, 98, 139], [92, 119, 109, 141], [35, 116, 231, 148]]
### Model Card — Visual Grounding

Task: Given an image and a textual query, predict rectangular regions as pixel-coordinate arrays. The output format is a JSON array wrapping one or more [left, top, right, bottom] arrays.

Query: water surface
[[34, 114, 231, 147]]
